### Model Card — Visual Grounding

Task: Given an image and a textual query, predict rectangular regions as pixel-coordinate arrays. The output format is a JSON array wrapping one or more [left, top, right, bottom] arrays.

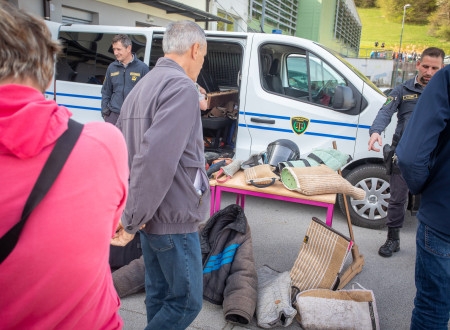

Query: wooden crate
[[206, 90, 238, 109]]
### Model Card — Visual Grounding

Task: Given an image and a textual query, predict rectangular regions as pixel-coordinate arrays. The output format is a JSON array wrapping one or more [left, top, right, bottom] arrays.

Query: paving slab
[[120, 192, 422, 329]]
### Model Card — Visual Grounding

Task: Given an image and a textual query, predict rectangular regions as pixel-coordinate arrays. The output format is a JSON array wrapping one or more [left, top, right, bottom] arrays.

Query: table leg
[[241, 195, 245, 209], [214, 187, 222, 214], [210, 186, 215, 217], [326, 204, 334, 226]]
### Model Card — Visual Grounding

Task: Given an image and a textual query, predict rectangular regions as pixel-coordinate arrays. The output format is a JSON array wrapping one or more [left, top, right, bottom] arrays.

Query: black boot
[[378, 227, 400, 257]]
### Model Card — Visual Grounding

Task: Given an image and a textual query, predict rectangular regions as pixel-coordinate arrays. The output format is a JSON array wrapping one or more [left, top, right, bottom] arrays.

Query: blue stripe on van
[[310, 119, 357, 128], [240, 124, 293, 133], [239, 123, 355, 141], [240, 112, 290, 120], [304, 132, 356, 141], [240, 111, 370, 129], [60, 104, 101, 111], [45, 91, 102, 100]]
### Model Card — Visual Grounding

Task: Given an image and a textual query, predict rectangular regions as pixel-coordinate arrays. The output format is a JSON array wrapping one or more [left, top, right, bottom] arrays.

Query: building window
[[217, 11, 235, 32], [61, 6, 94, 25], [334, 1, 362, 54], [249, 0, 297, 35]]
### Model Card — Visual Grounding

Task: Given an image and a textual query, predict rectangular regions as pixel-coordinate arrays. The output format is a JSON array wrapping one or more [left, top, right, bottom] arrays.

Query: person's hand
[[111, 220, 135, 247], [198, 85, 207, 95], [368, 132, 382, 152]]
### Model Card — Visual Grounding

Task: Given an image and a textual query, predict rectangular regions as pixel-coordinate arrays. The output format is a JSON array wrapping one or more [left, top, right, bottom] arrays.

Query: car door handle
[[251, 117, 275, 124]]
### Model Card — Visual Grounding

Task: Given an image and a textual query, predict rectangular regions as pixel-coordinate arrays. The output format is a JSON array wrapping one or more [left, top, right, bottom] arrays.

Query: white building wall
[[14, 0, 245, 31], [20, 0, 216, 28], [15, 0, 44, 16]]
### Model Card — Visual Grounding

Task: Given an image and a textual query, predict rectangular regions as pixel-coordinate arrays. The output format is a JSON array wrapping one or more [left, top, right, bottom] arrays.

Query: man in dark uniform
[[368, 47, 445, 258], [101, 34, 149, 125]]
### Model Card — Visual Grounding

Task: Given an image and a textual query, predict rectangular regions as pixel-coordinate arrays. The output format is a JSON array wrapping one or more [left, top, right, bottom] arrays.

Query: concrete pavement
[[119, 191, 420, 329]]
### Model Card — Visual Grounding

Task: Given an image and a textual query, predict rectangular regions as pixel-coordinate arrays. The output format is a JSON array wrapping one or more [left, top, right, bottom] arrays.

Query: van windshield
[[315, 43, 385, 97]]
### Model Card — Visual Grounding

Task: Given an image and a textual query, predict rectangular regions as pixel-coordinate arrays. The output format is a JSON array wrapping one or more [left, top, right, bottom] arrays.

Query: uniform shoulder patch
[[384, 96, 394, 106]]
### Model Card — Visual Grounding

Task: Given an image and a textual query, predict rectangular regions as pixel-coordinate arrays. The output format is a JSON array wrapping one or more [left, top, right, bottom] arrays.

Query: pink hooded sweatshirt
[[0, 84, 128, 329]]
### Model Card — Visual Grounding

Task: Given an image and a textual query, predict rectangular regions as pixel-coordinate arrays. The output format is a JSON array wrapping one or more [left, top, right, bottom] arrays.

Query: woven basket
[[290, 217, 352, 292], [281, 165, 365, 200], [244, 164, 278, 188]]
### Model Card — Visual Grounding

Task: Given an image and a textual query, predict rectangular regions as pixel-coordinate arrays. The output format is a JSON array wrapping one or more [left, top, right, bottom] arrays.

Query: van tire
[[338, 164, 390, 229]]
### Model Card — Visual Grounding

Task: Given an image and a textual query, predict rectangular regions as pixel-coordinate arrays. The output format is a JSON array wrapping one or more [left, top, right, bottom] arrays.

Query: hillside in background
[[357, 7, 450, 56]]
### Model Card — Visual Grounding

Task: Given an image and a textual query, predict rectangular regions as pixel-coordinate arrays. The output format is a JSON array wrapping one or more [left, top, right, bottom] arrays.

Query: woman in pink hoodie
[[0, 3, 128, 329]]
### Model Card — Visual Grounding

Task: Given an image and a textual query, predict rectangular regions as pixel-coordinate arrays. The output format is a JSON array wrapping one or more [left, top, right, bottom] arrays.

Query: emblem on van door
[[291, 117, 309, 135]]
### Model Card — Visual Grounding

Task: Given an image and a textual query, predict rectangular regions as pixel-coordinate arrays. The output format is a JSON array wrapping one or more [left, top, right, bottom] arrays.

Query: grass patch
[[358, 7, 450, 55]]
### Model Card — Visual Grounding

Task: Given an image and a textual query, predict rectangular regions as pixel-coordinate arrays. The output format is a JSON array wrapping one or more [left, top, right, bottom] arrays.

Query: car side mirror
[[333, 85, 355, 111]]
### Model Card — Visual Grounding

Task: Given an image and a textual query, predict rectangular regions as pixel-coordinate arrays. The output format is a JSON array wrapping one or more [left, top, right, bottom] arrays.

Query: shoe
[[378, 227, 400, 257]]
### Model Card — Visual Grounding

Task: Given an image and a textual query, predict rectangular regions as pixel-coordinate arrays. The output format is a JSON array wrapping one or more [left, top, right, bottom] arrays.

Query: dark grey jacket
[[101, 56, 149, 115], [369, 77, 424, 138], [117, 57, 210, 235], [200, 204, 258, 325]]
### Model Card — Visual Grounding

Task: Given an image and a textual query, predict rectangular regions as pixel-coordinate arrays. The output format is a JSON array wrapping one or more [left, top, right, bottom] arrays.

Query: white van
[[45, 21, 397, 229]]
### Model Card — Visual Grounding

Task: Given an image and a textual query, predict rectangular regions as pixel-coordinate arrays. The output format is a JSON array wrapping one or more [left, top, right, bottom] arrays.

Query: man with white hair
[[112, 20, 209, 329]]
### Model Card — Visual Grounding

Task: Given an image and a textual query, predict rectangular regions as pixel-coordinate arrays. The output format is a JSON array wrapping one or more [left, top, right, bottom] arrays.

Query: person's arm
[[195, 83, 208, 111], [122, 80, 199, 234], [397, 68, 450, 194], [368, 88, 402, 151], [101, 66, 113, 115]]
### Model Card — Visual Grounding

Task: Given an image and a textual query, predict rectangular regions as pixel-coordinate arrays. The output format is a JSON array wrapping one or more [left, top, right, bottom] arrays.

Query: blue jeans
[[411, 222, 450, 329], [140, 231, 203, 330]]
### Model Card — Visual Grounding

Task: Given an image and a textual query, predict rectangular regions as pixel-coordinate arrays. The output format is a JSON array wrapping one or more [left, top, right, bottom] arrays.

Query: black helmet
[[265, 139, 300, 167]]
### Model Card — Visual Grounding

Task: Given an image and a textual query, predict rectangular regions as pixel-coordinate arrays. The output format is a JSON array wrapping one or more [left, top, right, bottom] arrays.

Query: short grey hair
[[163, 20, 206, 55], [112, 34, 131, 48]]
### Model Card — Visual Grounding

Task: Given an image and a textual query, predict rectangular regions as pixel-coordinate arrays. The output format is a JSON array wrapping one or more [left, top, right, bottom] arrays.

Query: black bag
[[109, 234, 142, 269]]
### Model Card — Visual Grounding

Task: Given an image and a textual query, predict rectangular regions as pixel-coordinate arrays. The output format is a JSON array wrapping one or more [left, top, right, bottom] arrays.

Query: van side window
[[259, 43, 351, 111], [56, 32, 146, 84], [287, 53, 346, 108]]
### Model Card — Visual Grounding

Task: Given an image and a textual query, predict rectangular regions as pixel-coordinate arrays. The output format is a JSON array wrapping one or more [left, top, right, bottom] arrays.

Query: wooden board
[[206, 90, 238, 109]]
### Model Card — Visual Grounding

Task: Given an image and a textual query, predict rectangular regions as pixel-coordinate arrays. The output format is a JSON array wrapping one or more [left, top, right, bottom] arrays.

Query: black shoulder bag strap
[[0, 119, 84, 264]]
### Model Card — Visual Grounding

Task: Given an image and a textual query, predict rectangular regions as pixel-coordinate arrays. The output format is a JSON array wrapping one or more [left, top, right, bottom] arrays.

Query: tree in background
[[378, 0, 437, 24], [354, 0, 378, 8], [428, 0, 450, 41]]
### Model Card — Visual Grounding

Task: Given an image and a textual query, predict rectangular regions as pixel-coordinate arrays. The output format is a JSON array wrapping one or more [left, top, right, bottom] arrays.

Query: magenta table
[[211, 171, 336, 226]]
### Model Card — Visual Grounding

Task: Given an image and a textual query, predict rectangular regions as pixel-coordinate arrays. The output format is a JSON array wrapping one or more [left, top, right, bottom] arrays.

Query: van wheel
[[338, 164, 390, 229]]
